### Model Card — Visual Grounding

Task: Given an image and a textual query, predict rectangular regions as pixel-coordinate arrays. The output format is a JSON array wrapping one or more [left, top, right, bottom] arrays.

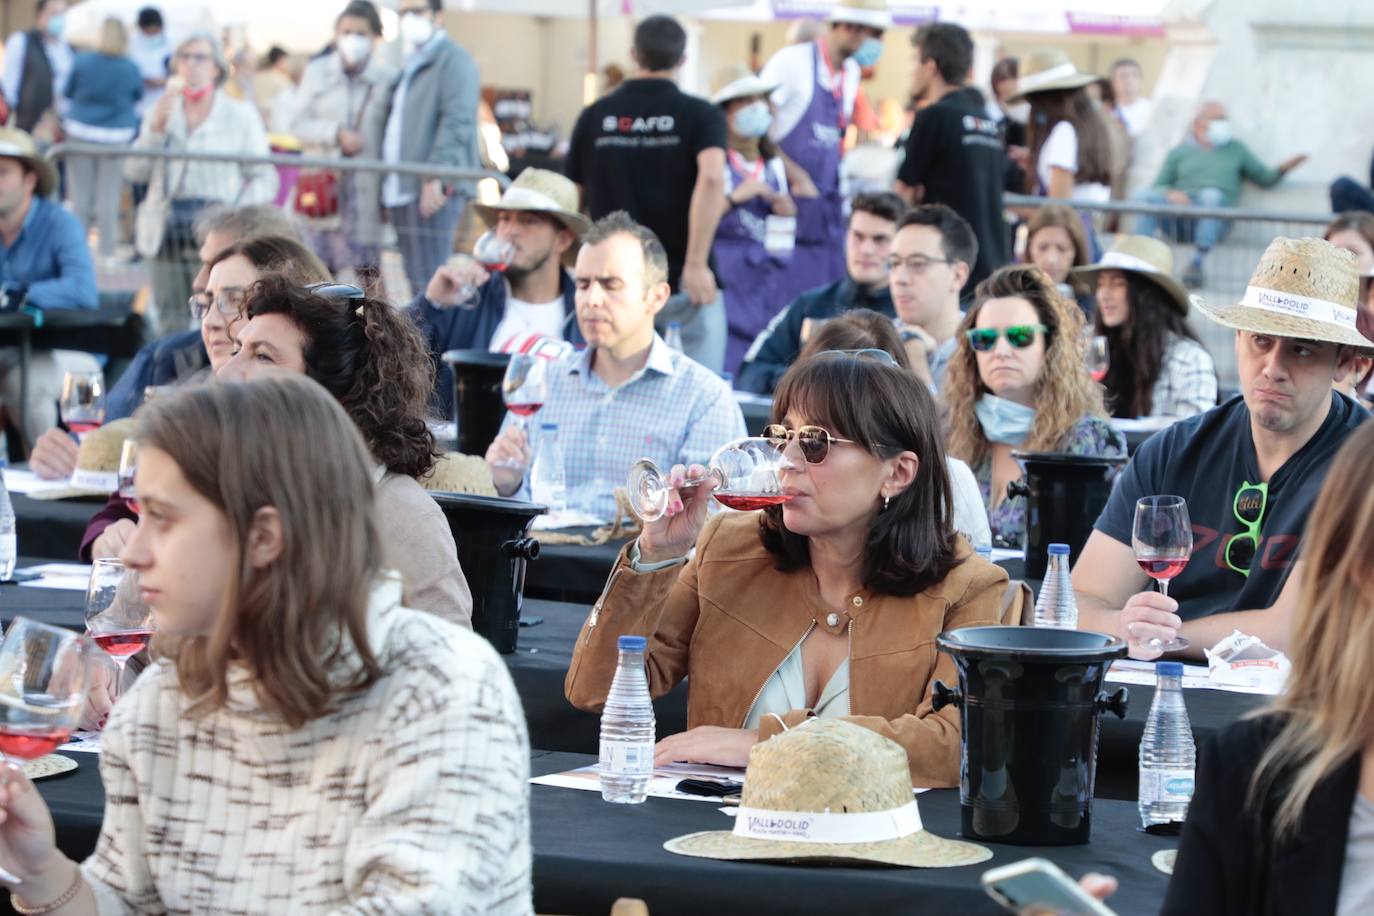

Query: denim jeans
[[658, 289, 726, 375], [1132, 186, 1229, 253], [387, 192, 466, 301], [1330, 176, 1374, 215]]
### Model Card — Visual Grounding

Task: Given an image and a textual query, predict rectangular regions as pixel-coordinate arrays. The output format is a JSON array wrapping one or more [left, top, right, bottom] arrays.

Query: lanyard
[[727, 149, 765, 184], [816, 39, 847, 130]]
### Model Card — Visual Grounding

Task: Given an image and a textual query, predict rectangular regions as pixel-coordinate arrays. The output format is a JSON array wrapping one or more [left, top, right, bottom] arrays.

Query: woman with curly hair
[[943, 265, 1126, 548], [218, 275, 471, 624]]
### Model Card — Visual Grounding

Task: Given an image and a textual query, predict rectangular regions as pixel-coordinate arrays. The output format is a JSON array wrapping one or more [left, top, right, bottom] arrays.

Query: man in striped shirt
[[486, 211, 746, 520]]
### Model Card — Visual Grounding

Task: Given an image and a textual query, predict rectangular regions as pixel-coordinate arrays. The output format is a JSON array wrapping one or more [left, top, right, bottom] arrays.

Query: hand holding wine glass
[[637, 463, 718, 563], [59, 370, 105, 437], [474, 229, 516, 274], [1132, 496, 1192, 653], [495, 354, 548, 470]]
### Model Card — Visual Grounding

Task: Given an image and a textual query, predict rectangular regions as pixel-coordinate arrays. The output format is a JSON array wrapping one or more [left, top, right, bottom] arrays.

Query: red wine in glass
[[481, 261, 509, 273], [67, 420, 102, 435], [1132, 495, 1193, 653], [714, 492, 794, 512], [92, 629, 153, 658], [0, 725, 72, 759], [1137, 556, 1189, 581], [507, 402, 543, 418], [474, 231, 516, 276], [1091, 368, 1108, 383]]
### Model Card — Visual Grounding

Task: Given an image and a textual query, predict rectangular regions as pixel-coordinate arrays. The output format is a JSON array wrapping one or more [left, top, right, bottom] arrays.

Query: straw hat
[[473, 168, 590, 237], [1007, 48, 1099, 102], [0, 128, 56, 198], [28, 419, 137, 501], [664, 720, 991, 868], [1070, 235, 1192, 316], [1192, 237, 1374, 348], [711, 65, 777, 106], [421, 452, 497, 496], [826, 0, 893, 31]]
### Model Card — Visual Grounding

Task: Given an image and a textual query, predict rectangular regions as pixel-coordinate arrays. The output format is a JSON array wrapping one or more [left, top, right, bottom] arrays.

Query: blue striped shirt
[[508, 335, 747, 519]]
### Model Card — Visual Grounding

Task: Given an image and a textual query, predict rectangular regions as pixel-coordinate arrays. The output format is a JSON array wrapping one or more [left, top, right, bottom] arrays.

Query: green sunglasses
[[1224, 481, 1269, 577], [965, 324, 1049, 352]]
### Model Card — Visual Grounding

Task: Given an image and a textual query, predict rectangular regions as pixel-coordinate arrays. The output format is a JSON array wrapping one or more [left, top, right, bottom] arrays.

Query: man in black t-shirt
[[564, 15, 728, 372], [1072, 237, 1372, 661], [894, 22, 1009, 295]]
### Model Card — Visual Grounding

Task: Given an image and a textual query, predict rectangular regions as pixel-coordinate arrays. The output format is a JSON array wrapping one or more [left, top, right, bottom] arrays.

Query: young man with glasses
[[887, 203, 976, 391], [1072, 237, 1370, 660]]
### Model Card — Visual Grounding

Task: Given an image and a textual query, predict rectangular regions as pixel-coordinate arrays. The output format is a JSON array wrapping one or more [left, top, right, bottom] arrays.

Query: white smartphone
[[981, 858, 1118, 916]]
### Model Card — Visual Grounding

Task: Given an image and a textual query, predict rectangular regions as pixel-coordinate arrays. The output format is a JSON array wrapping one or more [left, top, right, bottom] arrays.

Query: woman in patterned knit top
[[0, 377, 532, 914]]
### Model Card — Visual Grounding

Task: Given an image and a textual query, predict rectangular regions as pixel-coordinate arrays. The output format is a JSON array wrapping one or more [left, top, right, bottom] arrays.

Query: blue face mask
[[974, 395, 1036, 446], [851, 36, 883, 68], [731, 102, 772, 139], [44, 14, 65, 38]]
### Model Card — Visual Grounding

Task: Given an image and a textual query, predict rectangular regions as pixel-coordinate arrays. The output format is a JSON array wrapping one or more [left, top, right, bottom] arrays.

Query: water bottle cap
[[1155, 661, 1184, 677], [668, 321, 681, 330], [1048, 543, 1070, 556], [541, 422, 558, 432], [618, 635, 647, 651]]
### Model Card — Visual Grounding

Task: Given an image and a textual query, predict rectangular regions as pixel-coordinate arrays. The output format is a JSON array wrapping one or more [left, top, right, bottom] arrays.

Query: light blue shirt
[[506, 335, 747, 520], [0, 196, 97, 310]]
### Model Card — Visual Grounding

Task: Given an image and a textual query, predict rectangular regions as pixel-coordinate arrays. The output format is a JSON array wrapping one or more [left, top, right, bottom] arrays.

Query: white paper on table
[[990, 547, 1024, 563], [58, 730, 102, 754], [1106, 659, 1282, 696], [531, 510, 607, 531], [1, 469, 82, 497], [17, 563, 93, 591], [530, 764, 733, 803]]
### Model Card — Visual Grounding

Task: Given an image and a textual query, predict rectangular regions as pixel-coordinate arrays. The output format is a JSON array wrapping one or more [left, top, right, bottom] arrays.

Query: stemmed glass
[[1132, 496, 1192, 653], [1085, 335, 1110, 383], [60, 369, 105, 436], [117, 440, 139, 511], [494, 353, 549, 470], [83, 559, 155, 703], [474, 229, 516, 274], [627, 437, 796, 522]]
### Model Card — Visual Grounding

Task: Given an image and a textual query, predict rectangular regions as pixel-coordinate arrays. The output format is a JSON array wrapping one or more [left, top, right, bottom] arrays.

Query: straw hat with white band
[[1192, 237, 1374, 348], [711, 65, 778, 106], [472, 168, 590, 237], [1007, 48, 1099, 103], [28, 419, 136, 501], [664, 719, 991, 868], [0, 128, 56, 198], [826, 0, 893, 31], [1070, 235, 1193, 316]]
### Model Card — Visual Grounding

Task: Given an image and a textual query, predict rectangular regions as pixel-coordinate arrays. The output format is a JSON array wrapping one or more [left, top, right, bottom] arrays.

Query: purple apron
[[776, 41, 848, 299], [713, 154, 791, 374]]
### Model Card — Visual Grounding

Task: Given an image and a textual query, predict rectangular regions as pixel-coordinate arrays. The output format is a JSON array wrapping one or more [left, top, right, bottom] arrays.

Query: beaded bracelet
[[10, 864, 82, 915]]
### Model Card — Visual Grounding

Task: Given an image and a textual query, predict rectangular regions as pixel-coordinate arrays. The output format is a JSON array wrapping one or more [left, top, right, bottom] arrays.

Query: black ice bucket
[[1008, 451, 1127, 579], [441, 349, 510, 457], [430, 492, 545, 654], [933, 626, 1129, 845]]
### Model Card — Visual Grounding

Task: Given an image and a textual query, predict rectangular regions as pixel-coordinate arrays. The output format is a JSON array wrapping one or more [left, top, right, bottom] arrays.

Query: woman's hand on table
[[28, 429, 79, 480], [654, 726, 759, 768], [638, 464, 714, 564], [1120, 591, 1181, 661], [91, 519, 137, 561]]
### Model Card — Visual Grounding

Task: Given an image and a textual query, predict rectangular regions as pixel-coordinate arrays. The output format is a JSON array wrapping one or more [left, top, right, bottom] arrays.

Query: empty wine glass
[[495, 353, 549, 470], [1085, 335, 1110, 384], [1132, 495, 1192, 653], [627, 437, 796, 522], [84, 559, 155, 704], [474, 229, 517, 274], [60, 369, 106, 436], [117, 440, 138, 508]]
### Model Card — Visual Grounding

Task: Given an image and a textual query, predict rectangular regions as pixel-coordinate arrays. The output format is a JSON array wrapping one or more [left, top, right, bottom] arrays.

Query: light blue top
[[744, 643, 850, 729]]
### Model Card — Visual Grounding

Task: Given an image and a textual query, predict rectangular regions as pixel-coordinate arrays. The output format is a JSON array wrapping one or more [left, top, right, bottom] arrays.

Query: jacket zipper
[[582, 568, 622, 645], [845, 619, 854, 716], [740, 620, 816, 728]]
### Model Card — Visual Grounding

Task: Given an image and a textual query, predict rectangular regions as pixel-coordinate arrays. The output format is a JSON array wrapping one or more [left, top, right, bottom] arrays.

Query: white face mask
[[1205, 119, 1233, 147], [337, 33, 372, 65], [399, 13, 434, 48], [1005, 101, 1030, 124]]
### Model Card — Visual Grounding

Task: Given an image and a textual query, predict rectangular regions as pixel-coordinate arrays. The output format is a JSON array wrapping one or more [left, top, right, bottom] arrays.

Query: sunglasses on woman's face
[[965, 324, 1049, 352], [762, 424, 858, 465]]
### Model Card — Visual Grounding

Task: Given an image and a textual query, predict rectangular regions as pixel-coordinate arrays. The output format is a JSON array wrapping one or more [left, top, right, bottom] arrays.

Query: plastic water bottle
[[599, 635, 656, 804], [0, 470, 16, 580], [1033, 543, 1077, 629], [664, 321, 684, 351], [1138, 661, 1196, 828], [529, 423, 567, 514]]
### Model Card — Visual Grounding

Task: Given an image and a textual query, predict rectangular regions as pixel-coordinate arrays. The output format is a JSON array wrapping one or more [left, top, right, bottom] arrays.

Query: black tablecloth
[[12, 491, 100, 561], [530, 752, 1173, 916], [525, 535, 624, 605]]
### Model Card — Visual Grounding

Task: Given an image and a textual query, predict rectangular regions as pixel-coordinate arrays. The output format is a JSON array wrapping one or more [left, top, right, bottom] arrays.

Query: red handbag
[[294, 84, 372, 220]]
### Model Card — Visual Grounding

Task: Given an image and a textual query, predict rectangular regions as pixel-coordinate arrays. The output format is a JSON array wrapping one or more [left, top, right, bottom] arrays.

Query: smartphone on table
[[982, 857, 1117, 916]]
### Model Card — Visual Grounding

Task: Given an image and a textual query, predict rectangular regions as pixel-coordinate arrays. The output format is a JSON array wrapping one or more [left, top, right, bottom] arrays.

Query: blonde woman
[[63, 17, 143, 258], [0, 377, 531, 913], [943, 265, 1125, 547], [1160, 420, 1374, 914]]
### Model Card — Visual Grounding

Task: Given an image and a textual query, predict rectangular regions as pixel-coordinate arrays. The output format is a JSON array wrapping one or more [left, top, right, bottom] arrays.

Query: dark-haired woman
[[565, 355, 1008, 786], [1073, 236, 1217, 418], [1011, 49, 1112, 207]]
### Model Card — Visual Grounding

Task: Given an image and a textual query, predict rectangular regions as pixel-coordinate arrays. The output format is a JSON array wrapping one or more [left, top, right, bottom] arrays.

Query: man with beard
[[406, 168, 588, 416]]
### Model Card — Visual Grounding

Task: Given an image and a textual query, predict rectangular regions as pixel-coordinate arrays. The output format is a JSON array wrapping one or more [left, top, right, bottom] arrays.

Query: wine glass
[[83, 559, 155, 704], [474, 229, 517, 274], [117, 440, 139, 511], [1085, 335, 1110, 384], [627, 437, 796, 522], [1132, 495, 1192, 653], [60, 369, 106, 436], [495, 353, 549, 470]]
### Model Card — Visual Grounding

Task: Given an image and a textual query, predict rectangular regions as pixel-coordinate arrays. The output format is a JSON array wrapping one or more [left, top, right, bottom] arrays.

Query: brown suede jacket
[[565, 511, 1009, 787]]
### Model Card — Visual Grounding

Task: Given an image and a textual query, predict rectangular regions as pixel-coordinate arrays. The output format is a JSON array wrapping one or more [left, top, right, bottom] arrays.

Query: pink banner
[[1066, 12, 1165, 36]]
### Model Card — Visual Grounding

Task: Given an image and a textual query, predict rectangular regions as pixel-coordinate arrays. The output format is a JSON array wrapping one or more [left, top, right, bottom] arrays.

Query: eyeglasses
[[886, 254, 954, 274], [965, 324, 1049, 352], [762, 424, 861, 465], [812, 348, 899, 367], [188, 287, 248, 322], [1224, 481, 1268, 577], [306, 282, 366, 300], [177, 51, 213, 63]]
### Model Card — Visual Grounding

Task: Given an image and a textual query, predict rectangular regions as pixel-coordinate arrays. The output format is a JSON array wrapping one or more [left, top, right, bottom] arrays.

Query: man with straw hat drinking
[[759, 0, 890, 294], [1073, 238, 1370, 661]]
